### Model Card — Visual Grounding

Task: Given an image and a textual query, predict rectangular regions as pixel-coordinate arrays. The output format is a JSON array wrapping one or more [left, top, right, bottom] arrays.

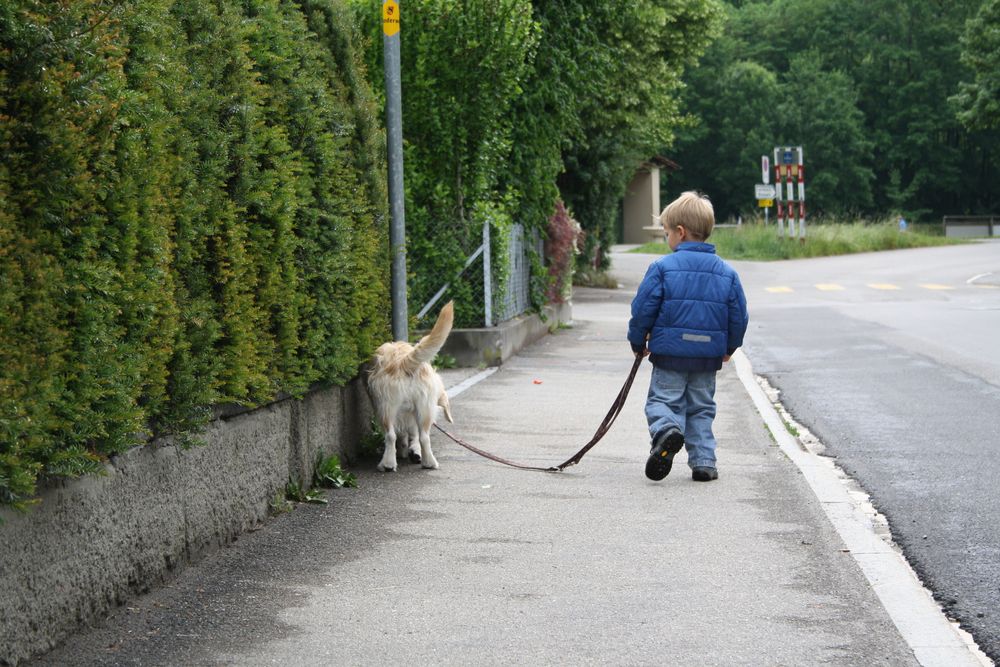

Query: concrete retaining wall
[[442, 301, 573, 367], [0, 379, 372, 666]]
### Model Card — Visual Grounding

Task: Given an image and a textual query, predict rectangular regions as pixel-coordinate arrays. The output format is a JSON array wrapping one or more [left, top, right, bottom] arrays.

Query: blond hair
[[660, 191, 714, 240]]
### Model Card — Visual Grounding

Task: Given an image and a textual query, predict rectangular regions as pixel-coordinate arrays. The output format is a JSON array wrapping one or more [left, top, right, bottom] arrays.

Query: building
[[621, 156, 679, 244]]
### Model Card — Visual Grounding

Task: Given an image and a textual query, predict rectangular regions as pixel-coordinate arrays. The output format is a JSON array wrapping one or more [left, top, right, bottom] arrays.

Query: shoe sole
[[645, 431, 685, 481]]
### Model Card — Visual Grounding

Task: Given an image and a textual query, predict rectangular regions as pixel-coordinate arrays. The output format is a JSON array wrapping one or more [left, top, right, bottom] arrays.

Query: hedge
[[0, 0, 389, 510]]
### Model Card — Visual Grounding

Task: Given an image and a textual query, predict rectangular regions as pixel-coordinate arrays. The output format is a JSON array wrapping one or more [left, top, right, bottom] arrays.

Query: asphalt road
[[728, 239, 1000, 662]]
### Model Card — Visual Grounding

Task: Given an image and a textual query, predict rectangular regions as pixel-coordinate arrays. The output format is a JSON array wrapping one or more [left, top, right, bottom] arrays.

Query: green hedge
[[0, 0, 389, 510]]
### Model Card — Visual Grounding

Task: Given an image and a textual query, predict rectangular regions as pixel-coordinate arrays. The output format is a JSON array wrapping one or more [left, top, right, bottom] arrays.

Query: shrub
[[544, 200, 583, 303], [0, 0, 388, 509]]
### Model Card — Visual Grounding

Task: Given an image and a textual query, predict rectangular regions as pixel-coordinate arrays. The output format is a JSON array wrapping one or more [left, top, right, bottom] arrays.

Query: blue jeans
[[645, 366, 718, 469]]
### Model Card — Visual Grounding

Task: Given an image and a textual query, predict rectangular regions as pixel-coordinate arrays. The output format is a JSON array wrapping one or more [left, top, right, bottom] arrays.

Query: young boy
[[627, 191, 749, 482]]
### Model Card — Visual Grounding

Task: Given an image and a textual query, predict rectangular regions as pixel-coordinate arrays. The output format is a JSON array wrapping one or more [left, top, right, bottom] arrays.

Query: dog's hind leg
[[418, 415, 439, 470], [406, 423, 422, 464], [377, 414, 399, 472]]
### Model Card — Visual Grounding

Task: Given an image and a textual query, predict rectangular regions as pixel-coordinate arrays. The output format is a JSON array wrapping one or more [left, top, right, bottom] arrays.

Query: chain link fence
[[415, 221, 538, 329]]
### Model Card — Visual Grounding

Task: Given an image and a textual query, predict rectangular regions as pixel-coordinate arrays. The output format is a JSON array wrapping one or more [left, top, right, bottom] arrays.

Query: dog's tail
[[406, 301, 454, 371], [438, 391, 454, 423]]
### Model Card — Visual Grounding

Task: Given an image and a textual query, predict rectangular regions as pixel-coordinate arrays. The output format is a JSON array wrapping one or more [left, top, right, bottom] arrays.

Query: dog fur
[[368, 301, 454, 471]]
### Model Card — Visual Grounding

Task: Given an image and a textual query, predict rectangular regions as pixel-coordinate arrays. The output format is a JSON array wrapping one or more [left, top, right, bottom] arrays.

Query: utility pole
[[383, 0, 406, 341]]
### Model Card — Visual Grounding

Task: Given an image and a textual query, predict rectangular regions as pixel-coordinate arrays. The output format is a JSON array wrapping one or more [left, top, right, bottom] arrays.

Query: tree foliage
[[954, 0, 1000, 130], [352, 0, 722, 281], [670, 0, 1000, 221], [549, 0, 723, 268]]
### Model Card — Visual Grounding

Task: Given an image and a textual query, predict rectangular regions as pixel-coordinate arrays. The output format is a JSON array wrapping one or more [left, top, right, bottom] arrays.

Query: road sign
[[755, 184, 776, 200], [762, 155, 770, 185], [758, 199, 773, 208], [383, 0, 400, 36]]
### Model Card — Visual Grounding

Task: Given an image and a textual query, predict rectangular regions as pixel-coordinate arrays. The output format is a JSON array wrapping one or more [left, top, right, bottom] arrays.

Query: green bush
[[0, 0, 388, 510]]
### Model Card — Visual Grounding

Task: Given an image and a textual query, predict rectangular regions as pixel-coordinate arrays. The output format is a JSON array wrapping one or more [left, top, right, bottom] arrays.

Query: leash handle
[[434, 353, 644, 472]]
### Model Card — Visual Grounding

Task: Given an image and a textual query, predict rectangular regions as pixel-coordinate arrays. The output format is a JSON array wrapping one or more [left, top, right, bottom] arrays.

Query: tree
[[670, 58, 782, 219], [954, 0, 1000, 130], [774, 52, 873, 216], [672, 0, 1000, 220], [554, 0, 723, 267]]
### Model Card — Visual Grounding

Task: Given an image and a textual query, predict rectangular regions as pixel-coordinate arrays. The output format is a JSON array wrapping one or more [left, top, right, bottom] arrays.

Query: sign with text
[[383, 0, 400, 36], [755, 184, 776, 200]]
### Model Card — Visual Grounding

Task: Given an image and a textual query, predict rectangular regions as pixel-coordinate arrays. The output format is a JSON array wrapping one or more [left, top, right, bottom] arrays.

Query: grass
[[630, 220, 965, 261]]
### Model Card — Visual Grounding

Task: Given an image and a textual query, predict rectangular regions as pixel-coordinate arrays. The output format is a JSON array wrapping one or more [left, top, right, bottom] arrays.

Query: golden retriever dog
[[368, 301, 455, 471]]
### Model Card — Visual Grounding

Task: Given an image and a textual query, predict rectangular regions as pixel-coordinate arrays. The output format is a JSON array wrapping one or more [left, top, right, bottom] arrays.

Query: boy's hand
[[631, 343, 649, 358]]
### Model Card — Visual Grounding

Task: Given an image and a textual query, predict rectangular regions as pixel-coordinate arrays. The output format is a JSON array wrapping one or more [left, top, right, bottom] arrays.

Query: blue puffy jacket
[[627, 242, 748, 371]]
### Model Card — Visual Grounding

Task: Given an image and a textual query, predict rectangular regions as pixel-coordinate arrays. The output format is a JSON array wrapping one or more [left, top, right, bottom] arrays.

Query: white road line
[[446, 367, 499, 399], [733, 350, 992, 667]]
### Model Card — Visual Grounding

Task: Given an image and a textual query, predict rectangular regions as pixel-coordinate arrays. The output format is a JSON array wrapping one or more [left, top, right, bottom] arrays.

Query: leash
[[434, 353, 644, 472]]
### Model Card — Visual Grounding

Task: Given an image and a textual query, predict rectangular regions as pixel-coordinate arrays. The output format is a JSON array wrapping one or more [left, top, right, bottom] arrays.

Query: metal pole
[[383, 1, 407, 341], [797, 146, 806, 242], [774, 147, 784, 239], [483, 220, 492, 328]]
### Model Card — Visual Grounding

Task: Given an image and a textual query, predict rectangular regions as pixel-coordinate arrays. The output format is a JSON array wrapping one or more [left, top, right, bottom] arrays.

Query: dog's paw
[[376, 461, 397, 472], [421, 458, 439, 470], [407, 450, 422, 464]]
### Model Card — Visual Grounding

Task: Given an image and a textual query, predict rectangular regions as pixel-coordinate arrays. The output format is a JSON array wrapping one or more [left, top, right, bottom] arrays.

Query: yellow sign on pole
[[758, 199, 773, 208], [383, 0, 400, 36]]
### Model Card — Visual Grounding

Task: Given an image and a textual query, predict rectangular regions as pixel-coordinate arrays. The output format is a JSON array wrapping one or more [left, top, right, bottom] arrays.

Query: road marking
[[868, 283, 901, 290], [815, 283, 845, 291], [765, 286, 794, 293], [446, 367, 498, 399], [919, 284, 954, 291], [733, 351, 992, 667]]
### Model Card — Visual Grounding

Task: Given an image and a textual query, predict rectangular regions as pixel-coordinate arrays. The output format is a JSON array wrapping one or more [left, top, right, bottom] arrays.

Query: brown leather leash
[[434, 353, 644, 472]]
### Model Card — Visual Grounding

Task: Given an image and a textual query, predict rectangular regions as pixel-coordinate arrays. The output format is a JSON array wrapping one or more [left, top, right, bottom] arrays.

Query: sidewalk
[[31, 254, 978, 666]]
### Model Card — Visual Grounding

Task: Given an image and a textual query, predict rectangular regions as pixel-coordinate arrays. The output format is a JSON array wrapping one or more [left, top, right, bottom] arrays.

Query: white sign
[[755, 184, 776, 200], [762, 156, 770, 184]]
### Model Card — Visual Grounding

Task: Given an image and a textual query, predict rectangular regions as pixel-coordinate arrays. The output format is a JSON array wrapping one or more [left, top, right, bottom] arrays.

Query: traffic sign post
[[772, 145, 805, 241], [761, 156, 770, 224], [384, 0, 407, 339]]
